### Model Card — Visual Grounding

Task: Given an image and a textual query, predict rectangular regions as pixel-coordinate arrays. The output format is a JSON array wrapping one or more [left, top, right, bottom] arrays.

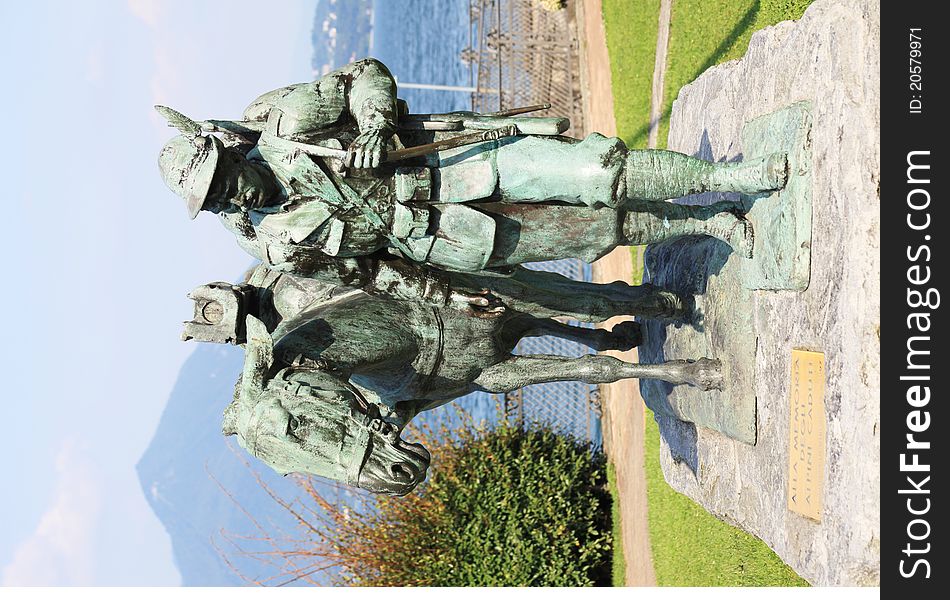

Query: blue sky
[[0, 0, 314, 585]]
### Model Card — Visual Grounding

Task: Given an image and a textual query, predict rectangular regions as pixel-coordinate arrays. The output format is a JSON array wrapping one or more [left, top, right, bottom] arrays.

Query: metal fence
[[465, 0, 585, 136], [454, 1, 601, 445], [498, 260, 602, 447]]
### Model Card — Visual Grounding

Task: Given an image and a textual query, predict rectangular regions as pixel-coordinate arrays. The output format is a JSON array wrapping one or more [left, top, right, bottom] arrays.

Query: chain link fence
[[465, 0, 585, 137], [459, 0, 600, 446]]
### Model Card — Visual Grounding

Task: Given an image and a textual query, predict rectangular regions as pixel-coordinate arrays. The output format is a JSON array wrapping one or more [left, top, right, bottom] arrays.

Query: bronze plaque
[[788, 349, 826, 521]]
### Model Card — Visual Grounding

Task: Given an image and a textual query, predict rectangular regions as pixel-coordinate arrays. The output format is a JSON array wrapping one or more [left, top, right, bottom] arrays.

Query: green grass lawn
[[602, 0, 661, 150], [602, 0, 816, 586], [643, 413, 807, 586], [604, 0, 814, 150], [607, 462, 627, 586], [657, 0, 815, 146]]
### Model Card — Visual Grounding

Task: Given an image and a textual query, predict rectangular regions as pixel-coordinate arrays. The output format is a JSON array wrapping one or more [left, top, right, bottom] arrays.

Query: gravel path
[[648, 0, 673, 148], [575, 0, 672, 587]]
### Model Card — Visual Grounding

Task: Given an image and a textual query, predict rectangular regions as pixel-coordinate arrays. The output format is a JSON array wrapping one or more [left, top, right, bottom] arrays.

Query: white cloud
[[127, 0, 162, 27], [2, 439, 102, 586]]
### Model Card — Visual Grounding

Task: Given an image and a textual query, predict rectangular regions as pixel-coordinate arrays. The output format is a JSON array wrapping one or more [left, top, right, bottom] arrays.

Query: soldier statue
[[158, 58, 792, 494], [157, 58, 787, 312]]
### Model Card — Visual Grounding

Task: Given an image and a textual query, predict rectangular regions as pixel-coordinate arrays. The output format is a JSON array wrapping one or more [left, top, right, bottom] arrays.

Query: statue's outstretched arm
[[264, 252, 449, 306], [354, 256, 451, 305], [342, 58, 398, 139], [253, 58, 398, 165], [364, 258, 506, 317], [339, 58, 398, 168], [265, 252, 500, 317]]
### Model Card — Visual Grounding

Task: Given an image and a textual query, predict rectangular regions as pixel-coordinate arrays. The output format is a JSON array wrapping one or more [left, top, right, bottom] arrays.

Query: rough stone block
[[638, 0, 880, 586]]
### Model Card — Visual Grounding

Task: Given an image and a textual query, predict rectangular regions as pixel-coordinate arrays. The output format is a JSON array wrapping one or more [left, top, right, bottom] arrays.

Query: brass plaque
[[788, 349, 826, 521]]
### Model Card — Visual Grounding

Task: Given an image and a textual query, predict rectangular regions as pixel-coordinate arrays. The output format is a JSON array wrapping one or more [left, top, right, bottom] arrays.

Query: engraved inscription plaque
[[788, 349, 826, 521]]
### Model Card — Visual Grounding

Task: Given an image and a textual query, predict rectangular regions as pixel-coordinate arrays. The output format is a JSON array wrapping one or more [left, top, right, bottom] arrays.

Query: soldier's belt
[[395, 166, 431, 203], [392, 203, 429, 240]]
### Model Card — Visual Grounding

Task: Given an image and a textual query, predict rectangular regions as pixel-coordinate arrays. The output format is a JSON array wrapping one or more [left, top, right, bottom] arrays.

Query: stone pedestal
[[637, 0, 880, 586], [741, 102, 813, 291], [639, 102, 814, 446]]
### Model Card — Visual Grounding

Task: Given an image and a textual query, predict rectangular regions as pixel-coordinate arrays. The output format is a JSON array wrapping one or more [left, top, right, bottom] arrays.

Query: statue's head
[[223, 315, 431, 495], [156, 105, 274, 218], [158, 133, 223, 219]]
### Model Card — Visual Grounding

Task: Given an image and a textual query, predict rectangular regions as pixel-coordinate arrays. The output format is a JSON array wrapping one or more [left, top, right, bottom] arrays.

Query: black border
[[881, 1, 947, 594]]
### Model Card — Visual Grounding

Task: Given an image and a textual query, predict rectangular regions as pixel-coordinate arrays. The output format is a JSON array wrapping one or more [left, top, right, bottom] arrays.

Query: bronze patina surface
[[157, 58, 796, 492], [188, 266, 723, 495]]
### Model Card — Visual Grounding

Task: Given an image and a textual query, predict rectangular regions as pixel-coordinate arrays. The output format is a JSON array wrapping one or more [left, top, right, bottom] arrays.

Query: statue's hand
[[346, 127, 392, 169], [449, 289, 507, 319]]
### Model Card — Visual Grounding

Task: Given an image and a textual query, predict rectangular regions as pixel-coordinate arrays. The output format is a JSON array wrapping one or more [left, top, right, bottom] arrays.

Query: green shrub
[[330, 423, 613, 586], [222, 419, 614, 586], [536, 0, 565, 11]]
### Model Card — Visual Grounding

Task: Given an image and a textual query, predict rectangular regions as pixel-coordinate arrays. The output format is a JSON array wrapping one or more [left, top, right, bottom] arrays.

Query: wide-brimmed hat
[[156, 105, 224, 219]]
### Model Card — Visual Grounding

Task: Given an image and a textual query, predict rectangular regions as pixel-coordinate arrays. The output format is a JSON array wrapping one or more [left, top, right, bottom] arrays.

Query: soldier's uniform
[[226, 112, 626, 275], [160, 58, 785, 285]]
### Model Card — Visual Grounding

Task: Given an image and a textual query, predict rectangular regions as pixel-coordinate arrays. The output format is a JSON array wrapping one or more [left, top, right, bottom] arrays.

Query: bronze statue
[[187, 265, 721, 495], [158, 58, 788, 290], [159, 57, 794, 493]]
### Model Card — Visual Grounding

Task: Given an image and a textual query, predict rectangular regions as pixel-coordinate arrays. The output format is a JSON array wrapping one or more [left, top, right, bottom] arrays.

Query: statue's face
[[206, 151, 274, 211], [238, 397, 319, 476], [355, 422, 431, 496], [240, 392, 431, 496]]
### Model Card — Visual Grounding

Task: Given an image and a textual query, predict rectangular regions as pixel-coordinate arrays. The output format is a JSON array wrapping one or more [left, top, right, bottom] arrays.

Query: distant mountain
[[136, 344, 303, 585], [310, 0, 374, 75], [138, 335, 367, 586]]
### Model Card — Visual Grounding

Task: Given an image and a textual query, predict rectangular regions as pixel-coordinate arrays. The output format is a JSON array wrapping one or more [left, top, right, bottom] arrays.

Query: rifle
[[195, 103, 559, 134], [282, 124, 518, 164], [163, 103, 568, 168], [396, 103, 567, 134], [197, 103, 570, 152]]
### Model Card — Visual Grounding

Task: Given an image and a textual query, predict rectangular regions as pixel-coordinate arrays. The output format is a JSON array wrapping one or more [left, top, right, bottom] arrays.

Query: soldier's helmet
[[158, 134, 224, 219], [155, 105, 225, 219]]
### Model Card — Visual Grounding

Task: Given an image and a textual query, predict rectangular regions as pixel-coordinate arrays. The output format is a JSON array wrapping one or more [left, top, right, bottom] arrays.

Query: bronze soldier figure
[[158, 59, 787, 288]]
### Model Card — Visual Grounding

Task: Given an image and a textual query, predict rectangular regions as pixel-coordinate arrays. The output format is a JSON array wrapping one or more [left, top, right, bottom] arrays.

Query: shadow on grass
[[626, 2, 761, 148]]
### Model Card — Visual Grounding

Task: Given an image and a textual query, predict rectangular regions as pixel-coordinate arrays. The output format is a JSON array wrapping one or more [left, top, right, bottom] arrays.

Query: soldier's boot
[[623, 149, 788, 201], [621, 201, 755, 258], [707, 152, 789, 195]]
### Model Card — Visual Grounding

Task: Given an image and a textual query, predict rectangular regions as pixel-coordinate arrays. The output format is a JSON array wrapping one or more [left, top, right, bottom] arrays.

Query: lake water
[[310, 0, 603, 440], [371, 0, 475, 114]]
